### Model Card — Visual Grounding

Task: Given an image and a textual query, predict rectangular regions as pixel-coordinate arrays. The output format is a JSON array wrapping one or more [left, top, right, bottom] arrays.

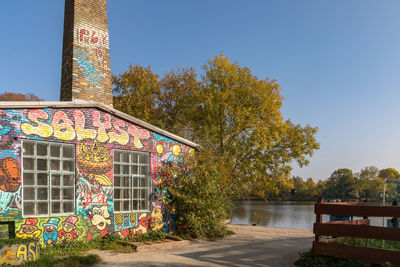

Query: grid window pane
[[24, 173, 34, 185], [123, 201, 130, 211], [52, 174, 61, 186], [23, 202, 35, 216], [51, 188, 61, 200], [51, 160, 60, 171], [114, 200, 121, 212], [114, 176, 121, 187], [63, 201, 74, 213], [23, 158, 34, 171], [63, 175, 74, 186], [63, 160, 73, 172], [114, 189, 121, 199], [37, 202, 48, 215], [37, 143, 48, 156], [37, 173, 48, 186], [123, 153, 130, 162], [37, 159, 47, 171], [132, 165, 138, 174], [37, 188, 48, 200], [23, 188, 35, 201], [50, 145, 61, 157], [23, 142, 34, 156], [63, 188, 74, 200], [52, 202, 61, 213], [63, 146, 73, 158], [115, 152, 122, 162], [114, 164, 121, 175], [22, 140, 75, 217]]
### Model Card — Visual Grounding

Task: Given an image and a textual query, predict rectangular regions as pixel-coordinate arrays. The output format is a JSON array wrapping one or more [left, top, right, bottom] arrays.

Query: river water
[[231, 200, 385, 230]]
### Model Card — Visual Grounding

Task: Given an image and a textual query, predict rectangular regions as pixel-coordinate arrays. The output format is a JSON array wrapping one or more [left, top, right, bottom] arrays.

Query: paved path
[[93, 225, 314, 267]]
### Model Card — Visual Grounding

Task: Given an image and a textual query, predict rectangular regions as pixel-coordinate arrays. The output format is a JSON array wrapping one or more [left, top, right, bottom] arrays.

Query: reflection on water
[[231, 200, 385, 230], [231, 201, 316, 230]]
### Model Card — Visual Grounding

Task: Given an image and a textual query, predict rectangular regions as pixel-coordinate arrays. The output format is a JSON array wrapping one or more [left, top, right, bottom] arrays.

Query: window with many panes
[[114, 150, 150, 212], [22, 140, 75, 216]]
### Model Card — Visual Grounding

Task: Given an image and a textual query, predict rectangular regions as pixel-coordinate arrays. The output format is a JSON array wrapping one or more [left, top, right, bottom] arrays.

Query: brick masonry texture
[[0, 107, 195, 248], [60, 0, 113, 106]]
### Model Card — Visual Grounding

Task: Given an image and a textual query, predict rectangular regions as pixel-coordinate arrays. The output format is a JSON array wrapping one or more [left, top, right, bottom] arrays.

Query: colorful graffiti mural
[[0, 107, 194, 244]]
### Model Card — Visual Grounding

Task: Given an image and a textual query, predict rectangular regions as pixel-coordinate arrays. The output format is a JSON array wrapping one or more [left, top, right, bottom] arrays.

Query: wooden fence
[[313, 200, 400, 265]]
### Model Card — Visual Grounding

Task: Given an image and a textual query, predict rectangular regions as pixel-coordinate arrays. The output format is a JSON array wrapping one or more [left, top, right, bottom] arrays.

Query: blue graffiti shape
[[76, 52, 103, 85], [0, 125, 11, 142]]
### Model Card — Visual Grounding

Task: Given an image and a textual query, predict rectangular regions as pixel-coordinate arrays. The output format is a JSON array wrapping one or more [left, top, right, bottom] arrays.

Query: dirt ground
[[93, 224, 314, 267]]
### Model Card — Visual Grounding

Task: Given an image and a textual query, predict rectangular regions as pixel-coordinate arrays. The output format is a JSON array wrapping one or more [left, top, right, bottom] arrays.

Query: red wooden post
[[313, 197, 323, 258]]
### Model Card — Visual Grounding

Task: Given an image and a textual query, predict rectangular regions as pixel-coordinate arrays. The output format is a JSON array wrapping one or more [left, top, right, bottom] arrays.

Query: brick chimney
[[60, 0, 113, 106]]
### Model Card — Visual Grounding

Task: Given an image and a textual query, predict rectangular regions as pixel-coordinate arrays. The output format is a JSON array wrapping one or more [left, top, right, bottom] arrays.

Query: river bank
[[94, 224, 314, 267]]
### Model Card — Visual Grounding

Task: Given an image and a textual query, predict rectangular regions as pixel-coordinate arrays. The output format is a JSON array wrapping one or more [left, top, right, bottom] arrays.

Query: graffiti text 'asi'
[[21, 110, 150, 148]]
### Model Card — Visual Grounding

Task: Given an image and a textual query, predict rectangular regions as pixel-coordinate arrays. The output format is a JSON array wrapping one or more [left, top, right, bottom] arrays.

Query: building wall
[[0, 107, 194, 245]]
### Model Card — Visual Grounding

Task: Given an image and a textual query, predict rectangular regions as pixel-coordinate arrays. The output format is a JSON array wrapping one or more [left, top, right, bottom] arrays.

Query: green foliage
[[355, 166, 383, 199], [289, 177, 317, 200], [295, 249, 394, 267], [158, 152, 234, 240], [113, 54, 320, 198], [125, 230, 167, 242], [322, 169, 356, 200]]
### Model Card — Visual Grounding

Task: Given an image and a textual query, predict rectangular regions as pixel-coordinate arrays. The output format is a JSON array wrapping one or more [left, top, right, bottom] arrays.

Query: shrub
[[158, 152, 234, 240]]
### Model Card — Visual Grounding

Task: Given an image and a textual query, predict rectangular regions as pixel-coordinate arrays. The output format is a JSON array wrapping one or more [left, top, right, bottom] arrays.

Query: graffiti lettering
[[73, 110, 97, 141], [21, 110, 53, 138], [16, 242, 39, 262], [76, 25, 109, 49], [21, 110, 150, 147], [108, 120, 129, 146], [51, 111, 76, 141], [92, 111, 111, 142]]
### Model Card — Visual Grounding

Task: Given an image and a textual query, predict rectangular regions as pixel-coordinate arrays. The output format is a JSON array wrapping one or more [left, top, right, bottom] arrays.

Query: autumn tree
[[0, 92, 42, 101], [378, 168, 400, 180], [158, 67, 202, 139], [113, 64, 161, 126], [196, 54, 319, 197]]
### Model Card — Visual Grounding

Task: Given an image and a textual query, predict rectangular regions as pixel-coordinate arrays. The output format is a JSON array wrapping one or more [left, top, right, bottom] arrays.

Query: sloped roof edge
[[0, 100, 199, 149]]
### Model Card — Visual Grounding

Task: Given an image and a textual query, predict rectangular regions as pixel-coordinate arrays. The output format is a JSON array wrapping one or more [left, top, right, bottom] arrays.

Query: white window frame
[[113, 149, 151, 213], [22, 140, 75, 217]]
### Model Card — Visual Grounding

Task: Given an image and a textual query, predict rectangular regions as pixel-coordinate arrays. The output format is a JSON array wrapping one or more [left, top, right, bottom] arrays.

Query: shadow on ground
[[96, 236, 313, 267]]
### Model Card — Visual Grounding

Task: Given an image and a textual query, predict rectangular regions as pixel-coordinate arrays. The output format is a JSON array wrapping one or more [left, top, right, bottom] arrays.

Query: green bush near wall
[[159, 153, 234, 240]]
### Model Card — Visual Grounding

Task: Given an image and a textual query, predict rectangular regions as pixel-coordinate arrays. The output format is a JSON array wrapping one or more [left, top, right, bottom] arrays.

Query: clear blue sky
[[1, 0, 400, 181]]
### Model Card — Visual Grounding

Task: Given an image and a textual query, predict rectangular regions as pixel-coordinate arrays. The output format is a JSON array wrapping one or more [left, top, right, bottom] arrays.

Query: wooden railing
[[313, 200, 400, 265]]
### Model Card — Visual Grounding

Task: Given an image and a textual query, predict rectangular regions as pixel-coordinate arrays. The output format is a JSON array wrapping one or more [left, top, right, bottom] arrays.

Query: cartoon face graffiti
[[0, 157, 21, 192], [16, 219, 41, 239], [58, 216, 83, 242], [43, 218, 60, 245], [89, 206, 111, 231]]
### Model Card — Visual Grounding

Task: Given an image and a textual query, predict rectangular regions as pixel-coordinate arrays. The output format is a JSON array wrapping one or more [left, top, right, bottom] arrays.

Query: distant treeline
[[253, 167, 400, 201]]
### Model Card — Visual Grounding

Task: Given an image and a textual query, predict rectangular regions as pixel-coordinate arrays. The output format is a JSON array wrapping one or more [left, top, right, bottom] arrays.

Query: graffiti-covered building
[[0, 0, 198, 247]]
